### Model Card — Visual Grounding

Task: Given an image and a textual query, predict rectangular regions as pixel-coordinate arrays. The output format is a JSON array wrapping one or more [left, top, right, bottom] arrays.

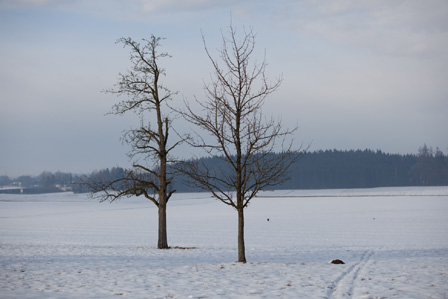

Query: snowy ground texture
[[1, 186, 447, 298]]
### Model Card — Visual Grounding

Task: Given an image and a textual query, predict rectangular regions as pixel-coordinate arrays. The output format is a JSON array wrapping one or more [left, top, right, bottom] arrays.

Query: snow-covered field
[[1, 186, 447, 298]]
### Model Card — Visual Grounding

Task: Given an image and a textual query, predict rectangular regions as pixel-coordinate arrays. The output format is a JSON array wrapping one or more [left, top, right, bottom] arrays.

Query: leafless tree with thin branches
[[89, 36, 182, 249], [176, 24, 304, 262]]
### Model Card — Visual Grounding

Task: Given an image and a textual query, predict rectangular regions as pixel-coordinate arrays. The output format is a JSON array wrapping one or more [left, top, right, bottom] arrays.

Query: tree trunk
[[158, 202, 168, 249], [237, 207, 247, 263]]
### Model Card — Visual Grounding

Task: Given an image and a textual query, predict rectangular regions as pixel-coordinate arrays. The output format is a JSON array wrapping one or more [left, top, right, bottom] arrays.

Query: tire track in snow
[[327, 250, 375, 298]]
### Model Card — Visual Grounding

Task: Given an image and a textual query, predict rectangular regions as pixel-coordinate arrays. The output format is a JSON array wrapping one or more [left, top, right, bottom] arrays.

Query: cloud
[[136, 0, 215, 12], [0, 0, 60, 8], [0, 0, 248, 24], [279, 0, 448, 57], [1, 0, 49, 5], [0, 0, 242, 13]]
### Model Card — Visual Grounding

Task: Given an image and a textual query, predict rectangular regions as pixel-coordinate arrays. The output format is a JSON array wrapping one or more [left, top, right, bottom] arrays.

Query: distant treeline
[[170, 146, 448, 191], [1, 145, 447, 194], [0, 171, 75, 194], [278, 147, 448, 189]]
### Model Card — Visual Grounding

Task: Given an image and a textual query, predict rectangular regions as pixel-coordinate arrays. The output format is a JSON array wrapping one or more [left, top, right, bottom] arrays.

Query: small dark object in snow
[[267, 218, 270, 221], [330, 259, 345, 264], [169, 246, 197, 250]]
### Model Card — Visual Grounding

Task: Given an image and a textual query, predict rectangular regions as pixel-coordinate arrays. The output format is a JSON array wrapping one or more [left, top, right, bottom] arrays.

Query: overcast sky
[[1, 0, 447, 177]]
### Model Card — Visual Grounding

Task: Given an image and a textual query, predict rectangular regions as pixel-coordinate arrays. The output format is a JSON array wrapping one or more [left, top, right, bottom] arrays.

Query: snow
[[1, 187, 447, 298]]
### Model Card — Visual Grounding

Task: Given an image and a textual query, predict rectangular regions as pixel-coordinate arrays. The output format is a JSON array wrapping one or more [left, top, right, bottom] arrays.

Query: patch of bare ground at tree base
[[136, 246, 197, 250]]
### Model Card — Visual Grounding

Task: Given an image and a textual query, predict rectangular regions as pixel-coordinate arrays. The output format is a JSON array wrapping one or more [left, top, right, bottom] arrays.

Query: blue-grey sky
[[1, 0, 447, 177]]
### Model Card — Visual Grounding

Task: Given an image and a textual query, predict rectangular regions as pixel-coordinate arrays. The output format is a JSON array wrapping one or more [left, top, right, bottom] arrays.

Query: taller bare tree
[[90, 36, 181, 249], [178, 25, 303, 262]]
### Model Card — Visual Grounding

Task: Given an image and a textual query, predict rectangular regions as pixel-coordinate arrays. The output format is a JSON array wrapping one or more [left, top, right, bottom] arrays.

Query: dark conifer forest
[[276, 148, 448, 189], [1, 146, 447, 194], [170, 147, 448, 192]]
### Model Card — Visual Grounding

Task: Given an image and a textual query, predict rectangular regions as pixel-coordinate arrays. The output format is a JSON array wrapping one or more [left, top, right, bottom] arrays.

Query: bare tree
[[90, 36, 181, 249], [177, 25, 303, 262]]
